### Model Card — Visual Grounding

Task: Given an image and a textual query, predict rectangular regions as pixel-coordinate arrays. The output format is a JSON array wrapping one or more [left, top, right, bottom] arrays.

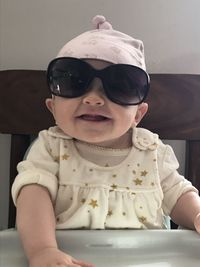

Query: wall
[[0, 0, 200, 229]]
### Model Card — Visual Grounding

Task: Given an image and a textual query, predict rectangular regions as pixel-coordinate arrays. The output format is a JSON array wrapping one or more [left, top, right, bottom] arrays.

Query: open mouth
[[78, 114, 111, 122]]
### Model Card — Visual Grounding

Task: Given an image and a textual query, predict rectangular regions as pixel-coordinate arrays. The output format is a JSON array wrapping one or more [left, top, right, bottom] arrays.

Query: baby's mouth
[[78, 114, 110, 122]]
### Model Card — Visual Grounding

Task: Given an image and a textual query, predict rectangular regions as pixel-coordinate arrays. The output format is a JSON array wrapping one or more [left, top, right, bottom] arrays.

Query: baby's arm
[[16, 184, 95, 267], [170, 191, 200, 232]]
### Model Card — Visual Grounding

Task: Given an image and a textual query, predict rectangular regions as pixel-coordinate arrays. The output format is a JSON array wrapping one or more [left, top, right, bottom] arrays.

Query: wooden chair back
[[0, 70, 200, 228]]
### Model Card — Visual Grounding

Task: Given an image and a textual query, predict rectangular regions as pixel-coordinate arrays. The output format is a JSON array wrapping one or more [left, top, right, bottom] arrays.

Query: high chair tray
[[1, 229, 200, 267]]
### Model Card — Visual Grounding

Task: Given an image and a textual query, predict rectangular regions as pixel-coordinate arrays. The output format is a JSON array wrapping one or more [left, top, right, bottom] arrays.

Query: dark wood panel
[[140, 74, 200, 140], [186, 141, 200, 191], [0, 70, 54, 134]]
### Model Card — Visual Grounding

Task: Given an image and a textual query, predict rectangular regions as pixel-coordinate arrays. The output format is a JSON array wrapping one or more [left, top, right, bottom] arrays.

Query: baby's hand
[[194, 213, 200, 234], [29, 247, 95, 267]]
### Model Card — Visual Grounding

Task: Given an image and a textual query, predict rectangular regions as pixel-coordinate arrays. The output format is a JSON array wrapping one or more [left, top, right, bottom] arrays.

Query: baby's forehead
[[83, 58, 113, 70]]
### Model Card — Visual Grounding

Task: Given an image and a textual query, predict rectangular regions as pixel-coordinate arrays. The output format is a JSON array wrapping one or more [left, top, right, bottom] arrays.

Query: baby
[[12, 15, 200, 267]]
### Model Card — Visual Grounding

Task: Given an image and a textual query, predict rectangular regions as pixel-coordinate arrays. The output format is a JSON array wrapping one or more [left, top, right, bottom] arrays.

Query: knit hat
[[57, 15, 147, 72]]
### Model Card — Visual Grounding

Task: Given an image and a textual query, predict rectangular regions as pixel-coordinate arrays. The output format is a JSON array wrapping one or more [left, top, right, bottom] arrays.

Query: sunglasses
[[47, 57, 150, 106]]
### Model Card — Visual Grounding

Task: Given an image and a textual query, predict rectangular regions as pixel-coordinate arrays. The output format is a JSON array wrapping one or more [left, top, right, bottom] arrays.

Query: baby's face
[[46, 59, 148, 148]]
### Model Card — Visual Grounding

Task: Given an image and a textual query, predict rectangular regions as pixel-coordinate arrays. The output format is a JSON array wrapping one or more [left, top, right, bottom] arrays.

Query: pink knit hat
[[57, 15, 147, 72]]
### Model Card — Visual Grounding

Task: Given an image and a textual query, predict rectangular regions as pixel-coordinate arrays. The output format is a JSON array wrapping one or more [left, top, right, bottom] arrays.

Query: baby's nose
[[82, 91, 105, 106], [82, 78, 105, 106]]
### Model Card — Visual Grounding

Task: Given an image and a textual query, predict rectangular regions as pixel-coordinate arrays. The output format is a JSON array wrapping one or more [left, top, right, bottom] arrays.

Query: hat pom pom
[[92, 15, 113, 30]]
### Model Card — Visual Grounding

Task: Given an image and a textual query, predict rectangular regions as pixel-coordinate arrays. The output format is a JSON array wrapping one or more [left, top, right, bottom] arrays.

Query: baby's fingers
[[56, 262, 82, 267], [194, 213, 200, 233], [58, 265, 81, 267], [72, 258, 95, 267]]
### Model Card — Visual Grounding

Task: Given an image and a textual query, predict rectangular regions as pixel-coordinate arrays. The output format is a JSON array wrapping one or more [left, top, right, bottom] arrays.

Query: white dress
[[12, 126, 197, 229]]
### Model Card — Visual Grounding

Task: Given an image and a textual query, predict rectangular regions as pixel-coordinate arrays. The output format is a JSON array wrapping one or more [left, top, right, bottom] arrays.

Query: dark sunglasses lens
[[47, 58, 91, 97], [104, 65, 149, 105]]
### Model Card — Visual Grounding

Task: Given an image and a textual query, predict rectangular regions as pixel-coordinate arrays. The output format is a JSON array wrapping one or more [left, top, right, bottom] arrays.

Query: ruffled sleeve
[[11, 128, 60, 205], [157, 143, 198, 215]]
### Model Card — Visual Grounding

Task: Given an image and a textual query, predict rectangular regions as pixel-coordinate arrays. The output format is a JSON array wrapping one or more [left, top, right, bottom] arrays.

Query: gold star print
[[133, 178, 143, 185], [132, 170, 136, 175], [151, 182, 155, 186], [141, 170, 148, 177], [107, 210, 113, 216], [61, 154, 70, 160], [112, 174, 117, 178], [111, 184, 118, 190], [139, 216, 147, 223], [54, 156, 60, 162], [105, 163, 110, 167], [81, 198, 86, 204], [89, 199, 98, 208]]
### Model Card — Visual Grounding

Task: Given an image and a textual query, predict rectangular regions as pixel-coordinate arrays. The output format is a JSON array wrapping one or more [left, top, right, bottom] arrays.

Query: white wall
[[0, 0, 200, 229]]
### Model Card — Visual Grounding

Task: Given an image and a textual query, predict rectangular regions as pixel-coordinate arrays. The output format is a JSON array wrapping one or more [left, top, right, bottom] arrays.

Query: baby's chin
[[66, 130, 113, 145], [59, 126, 131, 149]]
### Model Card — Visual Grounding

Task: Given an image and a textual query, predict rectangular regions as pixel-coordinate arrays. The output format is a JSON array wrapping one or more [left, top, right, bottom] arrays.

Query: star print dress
[[12, 126, 198, 229]]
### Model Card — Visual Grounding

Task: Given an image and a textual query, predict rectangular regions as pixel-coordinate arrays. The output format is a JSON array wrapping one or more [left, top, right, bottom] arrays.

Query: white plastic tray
[[1, 229, 200, 266]]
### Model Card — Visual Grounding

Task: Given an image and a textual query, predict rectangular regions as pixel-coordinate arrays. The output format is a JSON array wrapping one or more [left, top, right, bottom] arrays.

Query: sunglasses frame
[[47, 57, 150, 106]]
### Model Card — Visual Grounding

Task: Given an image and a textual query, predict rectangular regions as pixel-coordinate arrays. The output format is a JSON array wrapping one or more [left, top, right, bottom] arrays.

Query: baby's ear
[[135, 102, 148, 125], [45, 98, 54, 114]]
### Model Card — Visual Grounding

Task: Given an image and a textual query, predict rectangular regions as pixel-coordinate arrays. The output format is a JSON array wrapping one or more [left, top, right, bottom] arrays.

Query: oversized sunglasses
[[47, 57, 150, 105]]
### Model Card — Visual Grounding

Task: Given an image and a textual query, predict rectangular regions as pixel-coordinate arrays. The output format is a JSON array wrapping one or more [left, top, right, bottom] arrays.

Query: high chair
[[0, 70, 200, 228]]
